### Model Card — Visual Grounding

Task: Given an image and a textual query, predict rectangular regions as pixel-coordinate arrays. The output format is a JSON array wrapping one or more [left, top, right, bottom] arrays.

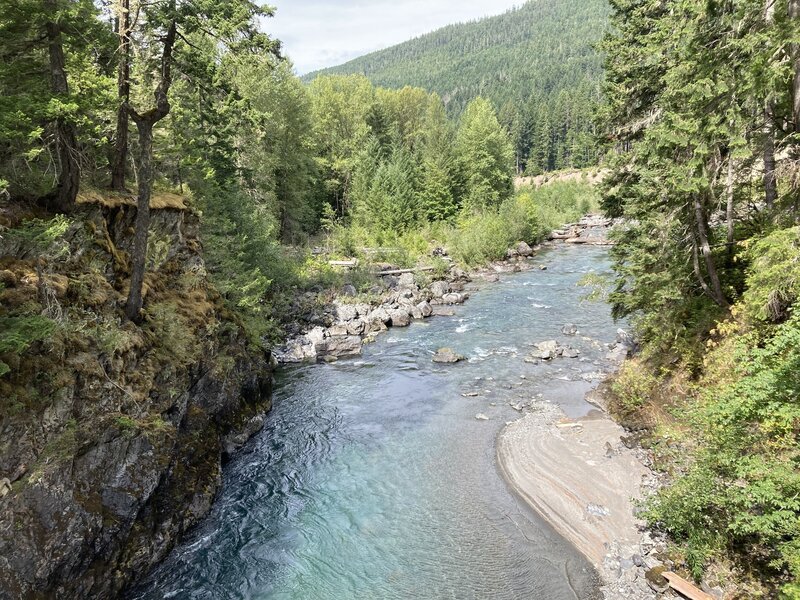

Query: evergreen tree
[[454, 97, 514, 212]]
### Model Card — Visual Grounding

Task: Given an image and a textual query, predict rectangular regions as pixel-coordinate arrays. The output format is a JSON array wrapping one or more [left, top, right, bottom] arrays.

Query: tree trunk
[[764, 102, 777, 210], [45, 0, 79, 212], [124, 17, 177, 321], [791, 0, 800, 130], [110, 0, 131, 191], [125, 121, 153, 321], [726, 152, 735, 265], [764, 0, 778, 209], [693, 195, 726, 307]]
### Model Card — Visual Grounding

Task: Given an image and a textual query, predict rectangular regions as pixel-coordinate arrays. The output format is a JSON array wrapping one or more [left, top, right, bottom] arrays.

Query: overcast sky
[[266, 1, 523, 75]]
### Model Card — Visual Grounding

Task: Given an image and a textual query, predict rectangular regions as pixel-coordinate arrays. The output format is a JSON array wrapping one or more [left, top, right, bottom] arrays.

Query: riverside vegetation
[[600, 0, 800, 597], [0, 1, 599, 597]]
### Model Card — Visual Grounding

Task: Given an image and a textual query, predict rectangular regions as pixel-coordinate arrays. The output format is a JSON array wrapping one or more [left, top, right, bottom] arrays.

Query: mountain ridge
[[303, 0, 610, 172]]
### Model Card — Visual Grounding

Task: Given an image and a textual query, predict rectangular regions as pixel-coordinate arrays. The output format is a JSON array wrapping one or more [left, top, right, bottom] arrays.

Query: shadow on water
[[130, 245, 622, 600]]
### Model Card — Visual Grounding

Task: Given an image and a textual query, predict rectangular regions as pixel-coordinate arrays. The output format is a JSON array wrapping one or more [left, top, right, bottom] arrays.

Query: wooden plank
[[328, 260, 358, 267], [662, 572, 714, 600]]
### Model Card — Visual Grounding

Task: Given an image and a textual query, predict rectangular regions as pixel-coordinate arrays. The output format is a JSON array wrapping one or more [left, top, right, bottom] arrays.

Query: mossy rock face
[[0, 206, 275, 599]]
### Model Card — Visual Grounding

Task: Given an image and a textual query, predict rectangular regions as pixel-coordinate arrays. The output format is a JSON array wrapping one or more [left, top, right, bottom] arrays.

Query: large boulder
[[316, 335, 362, 359], [388, 308, 411, 327], [526, 340, 560, 361], [354, 303, 372, 317], [346, 319, 367, 336], [366, 307, 390, 333], [397, 272, 416, 288], [335, 303, 358, 322], [429, 280, 450, 299], [517, 241, 533, 257], [416, 301, 433, 317], [441, 292, 466, 305]]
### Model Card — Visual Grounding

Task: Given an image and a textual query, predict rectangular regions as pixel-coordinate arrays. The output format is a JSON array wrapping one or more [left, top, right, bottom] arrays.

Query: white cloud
[[265, 0, 523, 75]]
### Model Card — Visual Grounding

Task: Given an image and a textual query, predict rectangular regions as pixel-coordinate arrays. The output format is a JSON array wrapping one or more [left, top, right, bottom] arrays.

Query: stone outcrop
[[0, 206, 273, 599]]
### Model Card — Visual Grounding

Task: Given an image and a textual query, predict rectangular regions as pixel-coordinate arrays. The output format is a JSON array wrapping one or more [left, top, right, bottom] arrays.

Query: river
[[130, 243, 621, 600]]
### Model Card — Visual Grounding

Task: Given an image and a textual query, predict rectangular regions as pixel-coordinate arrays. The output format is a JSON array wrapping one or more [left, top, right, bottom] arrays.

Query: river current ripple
[[130, 244, 622, 600]]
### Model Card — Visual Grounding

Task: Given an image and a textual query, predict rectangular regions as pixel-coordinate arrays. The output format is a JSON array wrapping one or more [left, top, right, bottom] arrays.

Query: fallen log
[[329, 260, 358, 267], [374, 266, 435, 276], [662, 572, 714, 600]]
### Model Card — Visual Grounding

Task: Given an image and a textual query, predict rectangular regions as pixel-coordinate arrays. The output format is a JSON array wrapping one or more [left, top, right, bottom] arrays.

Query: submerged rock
[[562, 323, 578, 335], [432, 348, 465, 363]]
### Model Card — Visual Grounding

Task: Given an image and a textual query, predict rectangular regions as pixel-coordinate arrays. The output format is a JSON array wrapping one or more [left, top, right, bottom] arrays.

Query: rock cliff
[[0, 201, 273, 599]]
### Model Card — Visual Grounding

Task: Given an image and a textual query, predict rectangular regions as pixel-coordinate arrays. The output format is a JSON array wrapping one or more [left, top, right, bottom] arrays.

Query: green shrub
[[611, 360, 658, 415], [0, 315, 57, 377], [647, 311, 800, 582]]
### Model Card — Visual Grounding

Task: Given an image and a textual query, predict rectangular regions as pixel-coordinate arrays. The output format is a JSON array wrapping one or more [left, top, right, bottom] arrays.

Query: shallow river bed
[[131, 244, 623, 600]]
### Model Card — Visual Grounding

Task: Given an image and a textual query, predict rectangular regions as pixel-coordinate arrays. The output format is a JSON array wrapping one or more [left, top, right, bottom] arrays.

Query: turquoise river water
[[130, 244, 622, 600]]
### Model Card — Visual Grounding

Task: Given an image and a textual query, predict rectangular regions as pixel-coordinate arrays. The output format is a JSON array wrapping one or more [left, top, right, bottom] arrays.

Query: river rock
[[327, 324, 348, 337], [397, 272, 416, 288], [475, 413, 489, 421], [562, 347, 580, 358], [616, 328, 635, 347], [354, 303, 372, 317], [307, 326, 326, 346], [430, 280, 450, 298], [410, 305, 424, 320], [416, 301, 433, 317], [368, 307, 391, 325], [517, 241, 533, 257], [562, 323, 578, 335], [388, 308, 411, 327], [606, 343, 629, 363], [528, 340, 560, 360], [441, 292, 466, 305], [276, 338, 316, 362], [432, 348, 464, 363], [341, 284, 357, 297], [316, 335, 362, 359], [452, 267, 470, 281], [346, 319, 367, 336], [335, 303, 358, 322]]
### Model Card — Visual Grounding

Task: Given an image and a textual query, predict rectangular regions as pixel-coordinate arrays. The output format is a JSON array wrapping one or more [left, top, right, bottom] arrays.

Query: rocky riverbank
[[272, 217, 615, 364]]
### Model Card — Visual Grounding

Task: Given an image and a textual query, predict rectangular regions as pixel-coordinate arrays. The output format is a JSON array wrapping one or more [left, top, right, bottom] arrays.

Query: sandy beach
[[497, 401, 661, 599]]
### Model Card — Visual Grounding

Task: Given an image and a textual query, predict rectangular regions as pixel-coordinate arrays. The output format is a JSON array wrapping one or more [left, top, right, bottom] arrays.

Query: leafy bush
[[647, 311, 800, 584], [610, 360, 659, 415]]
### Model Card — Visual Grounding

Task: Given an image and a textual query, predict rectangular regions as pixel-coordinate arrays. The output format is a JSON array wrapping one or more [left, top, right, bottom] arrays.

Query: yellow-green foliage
[[448, 181, 599, 266], [1, 216, 72, 256], [741, 227, 800, 324], [611, 359, 659, 415]]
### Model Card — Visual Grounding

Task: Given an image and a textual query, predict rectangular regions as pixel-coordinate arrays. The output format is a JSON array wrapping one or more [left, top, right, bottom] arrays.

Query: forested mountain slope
[[305, 0, 611, 173]]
